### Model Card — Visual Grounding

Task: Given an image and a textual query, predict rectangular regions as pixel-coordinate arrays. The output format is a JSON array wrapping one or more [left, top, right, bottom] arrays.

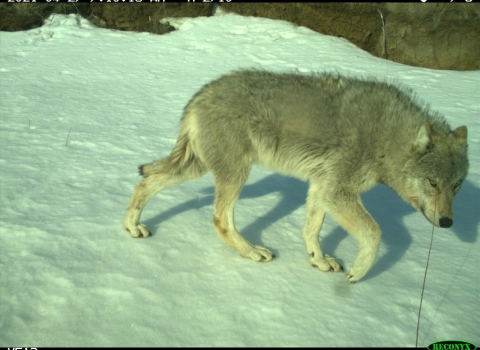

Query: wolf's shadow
[[144, 173, 479, 282]]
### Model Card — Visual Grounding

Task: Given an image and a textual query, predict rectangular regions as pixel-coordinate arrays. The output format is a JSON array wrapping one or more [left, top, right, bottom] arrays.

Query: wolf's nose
[[439, 217, 453, 228]]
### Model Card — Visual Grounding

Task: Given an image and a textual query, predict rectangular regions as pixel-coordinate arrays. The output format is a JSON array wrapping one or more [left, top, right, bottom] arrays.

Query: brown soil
[[1, 2, 478, 70]]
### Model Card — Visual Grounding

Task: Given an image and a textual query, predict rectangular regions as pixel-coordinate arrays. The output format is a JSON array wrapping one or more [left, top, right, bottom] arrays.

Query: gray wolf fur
[[124, 70, 469, 283]]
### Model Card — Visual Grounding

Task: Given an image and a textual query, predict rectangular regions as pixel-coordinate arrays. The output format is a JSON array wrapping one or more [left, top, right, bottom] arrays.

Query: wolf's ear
[[453, 125, 467, 146], [412, 122, 433, 155]]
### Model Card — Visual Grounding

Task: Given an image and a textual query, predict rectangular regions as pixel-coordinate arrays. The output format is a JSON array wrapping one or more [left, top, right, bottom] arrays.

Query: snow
[[0, 12, 479, 347]]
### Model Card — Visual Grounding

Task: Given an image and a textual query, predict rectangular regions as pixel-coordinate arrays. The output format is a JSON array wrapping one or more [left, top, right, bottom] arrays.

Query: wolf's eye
[[453, 181, 461, 189], [429, 179, 437, 188]]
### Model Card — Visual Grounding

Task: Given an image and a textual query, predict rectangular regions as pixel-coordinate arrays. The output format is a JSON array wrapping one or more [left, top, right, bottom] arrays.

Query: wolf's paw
[[310, 253, 344, 272], [125, 223, 151, 238], [345, 267, 367, 284], [241, 245, 275, 262]]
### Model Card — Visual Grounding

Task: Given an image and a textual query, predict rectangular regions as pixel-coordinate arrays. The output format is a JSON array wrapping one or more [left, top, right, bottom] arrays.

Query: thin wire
[[415, 199, 436, 347]]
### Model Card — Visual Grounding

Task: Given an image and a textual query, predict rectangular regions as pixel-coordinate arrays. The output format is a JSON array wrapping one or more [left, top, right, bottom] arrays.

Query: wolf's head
[[402, 122, 469, 228]]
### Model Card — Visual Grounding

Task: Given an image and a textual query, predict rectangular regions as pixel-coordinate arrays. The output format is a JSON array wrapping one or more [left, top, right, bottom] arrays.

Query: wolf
[[123, 70, 469, 283]]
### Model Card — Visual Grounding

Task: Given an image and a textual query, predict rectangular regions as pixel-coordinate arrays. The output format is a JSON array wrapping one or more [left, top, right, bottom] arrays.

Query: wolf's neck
[[376, 130, 417, 202]]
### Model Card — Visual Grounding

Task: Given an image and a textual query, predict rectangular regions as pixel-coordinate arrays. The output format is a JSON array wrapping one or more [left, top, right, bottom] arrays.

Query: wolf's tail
[[139, 112, 205, 178]]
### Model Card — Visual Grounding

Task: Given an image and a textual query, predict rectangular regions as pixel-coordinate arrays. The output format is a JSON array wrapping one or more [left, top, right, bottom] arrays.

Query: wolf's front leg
[[303, 182, 343, 272], [326, 192, 382, 283]]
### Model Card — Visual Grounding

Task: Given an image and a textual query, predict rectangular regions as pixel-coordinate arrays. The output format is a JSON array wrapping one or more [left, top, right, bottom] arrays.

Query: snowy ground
[[0, 12, 478, 347]]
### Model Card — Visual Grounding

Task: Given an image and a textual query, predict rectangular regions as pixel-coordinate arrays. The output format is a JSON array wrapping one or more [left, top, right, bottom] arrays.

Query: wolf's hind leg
[[303, 182, 344, 272], [212, 167, 275, 262], [124, 157, 207, 237]]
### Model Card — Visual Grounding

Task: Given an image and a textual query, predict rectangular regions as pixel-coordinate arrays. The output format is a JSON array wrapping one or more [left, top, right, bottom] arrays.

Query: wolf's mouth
[[420, 206, 441, 227], [420, 205, 426, 216]]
